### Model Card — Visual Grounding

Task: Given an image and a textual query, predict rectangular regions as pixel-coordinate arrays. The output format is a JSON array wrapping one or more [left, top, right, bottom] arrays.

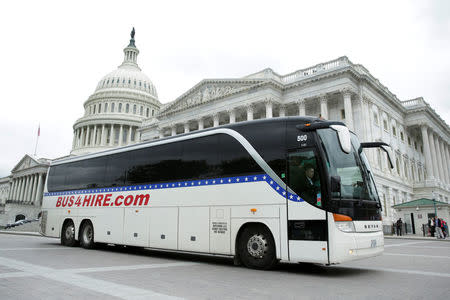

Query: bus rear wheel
[[238, 225, 277, 270], [80, 221, 95, 249], [61, 221, 76, 247]]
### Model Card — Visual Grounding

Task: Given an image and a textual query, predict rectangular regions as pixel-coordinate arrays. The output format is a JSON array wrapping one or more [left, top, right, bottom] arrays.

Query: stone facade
[[0, 155, 50, 226]]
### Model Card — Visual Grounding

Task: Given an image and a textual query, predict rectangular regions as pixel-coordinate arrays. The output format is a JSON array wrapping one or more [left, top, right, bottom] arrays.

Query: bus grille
[[40, 211, 48, 235]]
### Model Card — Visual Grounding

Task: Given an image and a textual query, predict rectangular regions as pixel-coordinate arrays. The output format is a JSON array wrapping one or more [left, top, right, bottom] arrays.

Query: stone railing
[[281, 56, 351, 83], [401, 98, 426, 108]]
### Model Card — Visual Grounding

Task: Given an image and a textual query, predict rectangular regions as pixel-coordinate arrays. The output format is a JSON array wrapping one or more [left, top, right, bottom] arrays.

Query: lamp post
[[432, 191, 437, 218]]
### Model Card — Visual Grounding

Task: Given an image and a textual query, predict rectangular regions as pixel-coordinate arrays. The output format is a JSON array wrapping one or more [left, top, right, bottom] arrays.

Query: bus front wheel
[[61, 221, 76, 247], [80, 221, 95, 249], [238, 225, 277, 270]]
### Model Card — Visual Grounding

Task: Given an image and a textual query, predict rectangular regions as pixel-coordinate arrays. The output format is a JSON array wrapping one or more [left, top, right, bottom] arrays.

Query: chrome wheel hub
[[65, 225, 74, 240], [247, 234, 268, 258]]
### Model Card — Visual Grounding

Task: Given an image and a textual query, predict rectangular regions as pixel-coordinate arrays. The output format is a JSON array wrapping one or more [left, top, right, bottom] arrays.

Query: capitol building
[[1, 30, 449, 233]]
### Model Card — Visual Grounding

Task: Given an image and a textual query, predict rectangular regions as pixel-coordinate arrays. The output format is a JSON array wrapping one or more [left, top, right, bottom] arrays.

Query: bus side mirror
[[331, 176, 341, 193]]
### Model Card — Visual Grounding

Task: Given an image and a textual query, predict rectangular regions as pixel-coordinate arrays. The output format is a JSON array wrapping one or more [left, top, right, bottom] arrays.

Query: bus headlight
[[335, 221, 356, 233]]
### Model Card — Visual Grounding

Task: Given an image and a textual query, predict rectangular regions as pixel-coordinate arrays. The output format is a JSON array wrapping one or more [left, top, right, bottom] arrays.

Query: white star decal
[[282, 191, 286, 195], [263, 176, 267, 180], [276, 187, 280, 190], [236, 178, 240, 182], [245, 177, 248, 181], [290, 195, 293, 199], [254, 177, 257, 180], [228, 179, 231, 183], [270, 181, 273, 185]]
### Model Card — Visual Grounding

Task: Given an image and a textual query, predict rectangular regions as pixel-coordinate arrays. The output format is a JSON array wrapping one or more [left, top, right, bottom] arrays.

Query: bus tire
[[238, 224, 277, 270], [80, 221, 95, 249], [61, 221, 77, 247]]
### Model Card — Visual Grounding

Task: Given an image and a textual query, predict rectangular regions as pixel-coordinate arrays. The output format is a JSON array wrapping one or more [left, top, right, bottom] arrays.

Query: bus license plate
[[370, 239, 377, 248]]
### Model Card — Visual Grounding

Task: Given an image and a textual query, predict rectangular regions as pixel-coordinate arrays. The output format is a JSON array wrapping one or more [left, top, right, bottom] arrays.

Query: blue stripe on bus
[[44, 174, 304, 202]]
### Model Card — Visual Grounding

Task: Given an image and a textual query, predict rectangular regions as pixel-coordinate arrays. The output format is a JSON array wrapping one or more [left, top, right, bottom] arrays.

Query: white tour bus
[[40, 117, 392, 269]]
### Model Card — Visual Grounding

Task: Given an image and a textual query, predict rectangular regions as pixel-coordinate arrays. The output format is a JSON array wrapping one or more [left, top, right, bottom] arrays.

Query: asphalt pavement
[[0, 233, 449, 299]]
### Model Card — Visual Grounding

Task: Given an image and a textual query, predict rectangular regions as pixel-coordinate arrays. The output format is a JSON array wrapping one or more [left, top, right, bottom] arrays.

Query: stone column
[[265, 99, 273, 118], [319, 95, 328, 119], [34, 173, 44, 205], [127, 125, 132, 144], [30, 174, 37, 203], [439, 140, 449, 185], [297, 99, 306, 116], [9, 179, 15, 200], [420, 124, 434, 180], [228, 109, 236, 124], [343, 90, 354, 131], [136, 129, 141, 142], [28, 175, 35, 203], [434, 134, 444, 183], [184, 122, 190, 133], [101, 124, 106, 146], [92, 125, 98, 146], [118, 125, 123, 146], [213, 113, 220, 127], [198, 118, 204, 130], [445, 143, 450, 185], [85, 126, 90, 146], [80, 127, 85, 147], [17, 177, 23, 201], [109, 125, 114, 146], [24, 176, 31, 203], [429, 131, 439, 181], [246, 104, 254, 121], [171, 125, 176, 136], [437, 137, 447, 184], [279, 105, 286, 117]]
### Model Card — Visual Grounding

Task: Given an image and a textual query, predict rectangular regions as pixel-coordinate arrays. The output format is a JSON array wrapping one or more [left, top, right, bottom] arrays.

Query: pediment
[[11, 155, 39, 173], [160, 79, 264, 115]]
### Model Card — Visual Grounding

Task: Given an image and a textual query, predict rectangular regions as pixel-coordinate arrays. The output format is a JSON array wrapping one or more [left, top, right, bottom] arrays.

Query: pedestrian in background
[[396, 218, 403, 236], [430, 217, 435, 237], [435, 217, 444, 239]]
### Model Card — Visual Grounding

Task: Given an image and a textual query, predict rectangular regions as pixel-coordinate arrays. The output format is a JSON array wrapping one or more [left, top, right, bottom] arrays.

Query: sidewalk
[[0, 230, 42, 237], [384, 234, 450, 242]]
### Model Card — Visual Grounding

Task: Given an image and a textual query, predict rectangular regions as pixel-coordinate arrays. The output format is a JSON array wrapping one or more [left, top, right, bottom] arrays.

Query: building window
[[152, 109, 155, 116], [146, 108, 149, 117], [104, 103, 108, 112], [404, 161, 408, 179], [414, 141, 417, 150], [392, 126, 396, 136], [383, 194, 387, 216], [123, 79, 125, 84], [93, 105, 96, 114], [126, 104, 129, 113], [373, 112, 379, 125], [111, 103, 115, 112], [128, 79, 131, 84], [420, 145, 423, 154], [408, 136, 411, 146], [119, 103, 122, 113], [383, 119, 388, 131], [340, 109, 345, 120], [98, 104, 101, 113], [396, 157, 400, 175], [116, 78, 119, 83], [133, 105, 137, 114], [140, 106, 143, 116], [400, 132, 404, 141]]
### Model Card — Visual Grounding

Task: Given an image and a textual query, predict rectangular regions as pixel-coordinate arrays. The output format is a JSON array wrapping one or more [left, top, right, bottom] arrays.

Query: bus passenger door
[[286, 149, 328, 263]]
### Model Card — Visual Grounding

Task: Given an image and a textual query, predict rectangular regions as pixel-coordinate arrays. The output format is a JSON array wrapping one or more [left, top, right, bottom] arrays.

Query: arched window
[[111, 103, 115, 112], [133, 105, 136, 114], [126, 104, 129, 113], [98, 104, 101, 113], [140, 106, 143, 116], [146, 108, 149, 117], [104, 103, 108, 112], [119, 103, 122, 112], [152, 109, 155, 116]]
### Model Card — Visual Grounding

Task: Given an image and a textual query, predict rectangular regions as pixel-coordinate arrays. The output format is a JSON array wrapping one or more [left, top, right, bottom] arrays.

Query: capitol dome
[[71, 28, 161, 156]]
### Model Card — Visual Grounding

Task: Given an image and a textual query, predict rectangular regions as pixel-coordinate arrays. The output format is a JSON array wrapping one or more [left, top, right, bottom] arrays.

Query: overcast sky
[[0, 0, 449, 177]]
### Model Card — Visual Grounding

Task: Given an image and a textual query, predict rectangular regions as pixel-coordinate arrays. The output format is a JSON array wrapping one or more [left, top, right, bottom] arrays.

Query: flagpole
[[34, 124, 40, 156]]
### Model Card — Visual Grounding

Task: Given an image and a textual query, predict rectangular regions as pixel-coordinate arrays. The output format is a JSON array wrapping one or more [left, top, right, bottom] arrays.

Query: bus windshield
[[317, 128, 378, 202]]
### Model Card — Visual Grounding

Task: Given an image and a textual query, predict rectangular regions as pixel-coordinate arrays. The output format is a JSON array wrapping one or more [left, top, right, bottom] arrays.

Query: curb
[[384, 236, 450, 242], [0, 231, 42, 237]]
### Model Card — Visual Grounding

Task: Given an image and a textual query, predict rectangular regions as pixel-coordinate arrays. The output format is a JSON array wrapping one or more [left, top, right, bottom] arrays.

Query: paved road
[[0, 234, 449, 299]]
